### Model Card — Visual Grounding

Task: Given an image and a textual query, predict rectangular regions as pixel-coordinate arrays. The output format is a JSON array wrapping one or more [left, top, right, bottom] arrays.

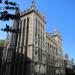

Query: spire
[[31, 0, 36, 10], [32, 0, 35, 6], [15, 5, 20, 14]]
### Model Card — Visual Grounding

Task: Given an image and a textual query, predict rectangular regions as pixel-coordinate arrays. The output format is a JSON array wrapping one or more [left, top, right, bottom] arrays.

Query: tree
[[0, 40, 4, 46], [0, 0, 20, 33], [0, 1, 20, 75], [0, 0, 2, 3]]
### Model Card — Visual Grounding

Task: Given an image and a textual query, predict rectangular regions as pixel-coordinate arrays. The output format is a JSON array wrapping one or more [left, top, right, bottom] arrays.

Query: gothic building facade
[[2, 1, 65, 75]]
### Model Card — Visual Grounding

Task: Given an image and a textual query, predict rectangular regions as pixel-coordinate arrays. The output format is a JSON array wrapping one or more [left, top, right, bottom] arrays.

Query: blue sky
[[0, 0, 75, 62]]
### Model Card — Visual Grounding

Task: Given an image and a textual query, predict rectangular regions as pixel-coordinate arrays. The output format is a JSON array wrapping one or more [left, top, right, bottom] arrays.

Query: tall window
[[22, 19, 26, 47], [35, 19, 37, 44], [48, 43, 49, 52], [56, 48, 58, 56], [25, 17, 30, 56], [35, 19, 37, 36]]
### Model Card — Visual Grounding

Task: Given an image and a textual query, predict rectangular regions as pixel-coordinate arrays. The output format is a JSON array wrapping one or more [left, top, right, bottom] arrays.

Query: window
[[47, 43, 50, 53], [35, 50, 38, 55], [35, 19, 37, 36], [56, 48, 58, 56], [22, 19, 26, 47]]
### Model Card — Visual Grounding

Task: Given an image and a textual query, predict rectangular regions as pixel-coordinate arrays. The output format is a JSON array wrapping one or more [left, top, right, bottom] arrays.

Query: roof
[[20, 0, 46, 24]]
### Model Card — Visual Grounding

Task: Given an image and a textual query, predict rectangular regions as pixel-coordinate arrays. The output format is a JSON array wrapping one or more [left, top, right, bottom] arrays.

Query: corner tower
[[16, 0, 46, 75]]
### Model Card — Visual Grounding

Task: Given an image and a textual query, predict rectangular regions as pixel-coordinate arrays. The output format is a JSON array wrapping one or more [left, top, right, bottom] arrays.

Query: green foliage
[[0, 40, 5, 46]]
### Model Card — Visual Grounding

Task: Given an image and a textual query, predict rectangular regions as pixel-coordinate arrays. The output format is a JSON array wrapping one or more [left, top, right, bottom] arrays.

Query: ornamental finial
[[31, 0, 36, 9], [32, 0, 35, 5]]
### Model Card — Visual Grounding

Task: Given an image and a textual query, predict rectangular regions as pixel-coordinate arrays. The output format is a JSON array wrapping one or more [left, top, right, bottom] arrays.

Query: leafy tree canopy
[[0, 40, 5, 46]]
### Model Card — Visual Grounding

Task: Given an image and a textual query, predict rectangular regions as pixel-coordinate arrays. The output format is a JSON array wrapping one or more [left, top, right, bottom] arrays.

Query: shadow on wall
[[65, 68, 75, 75], [1, 50, 32, 75], [0, 46, 3, 74]]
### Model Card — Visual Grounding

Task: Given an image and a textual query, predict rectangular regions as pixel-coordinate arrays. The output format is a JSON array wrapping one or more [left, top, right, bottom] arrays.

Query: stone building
[[64, 54, 74, 69], [46, 32, 56, 75], [46, 29, 64, 75], [50, 29, 64, 75], [64, 54, 75, 75], [1, 1, 64, 75]]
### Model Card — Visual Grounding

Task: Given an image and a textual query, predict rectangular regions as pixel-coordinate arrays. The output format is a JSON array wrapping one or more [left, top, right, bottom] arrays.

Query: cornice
[[20, 9, 46, 24]]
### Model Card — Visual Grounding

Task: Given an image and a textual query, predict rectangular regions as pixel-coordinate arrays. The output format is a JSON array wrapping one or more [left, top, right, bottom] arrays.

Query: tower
[[2, 0, 46, 75], [16, 0, 46, 75]]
